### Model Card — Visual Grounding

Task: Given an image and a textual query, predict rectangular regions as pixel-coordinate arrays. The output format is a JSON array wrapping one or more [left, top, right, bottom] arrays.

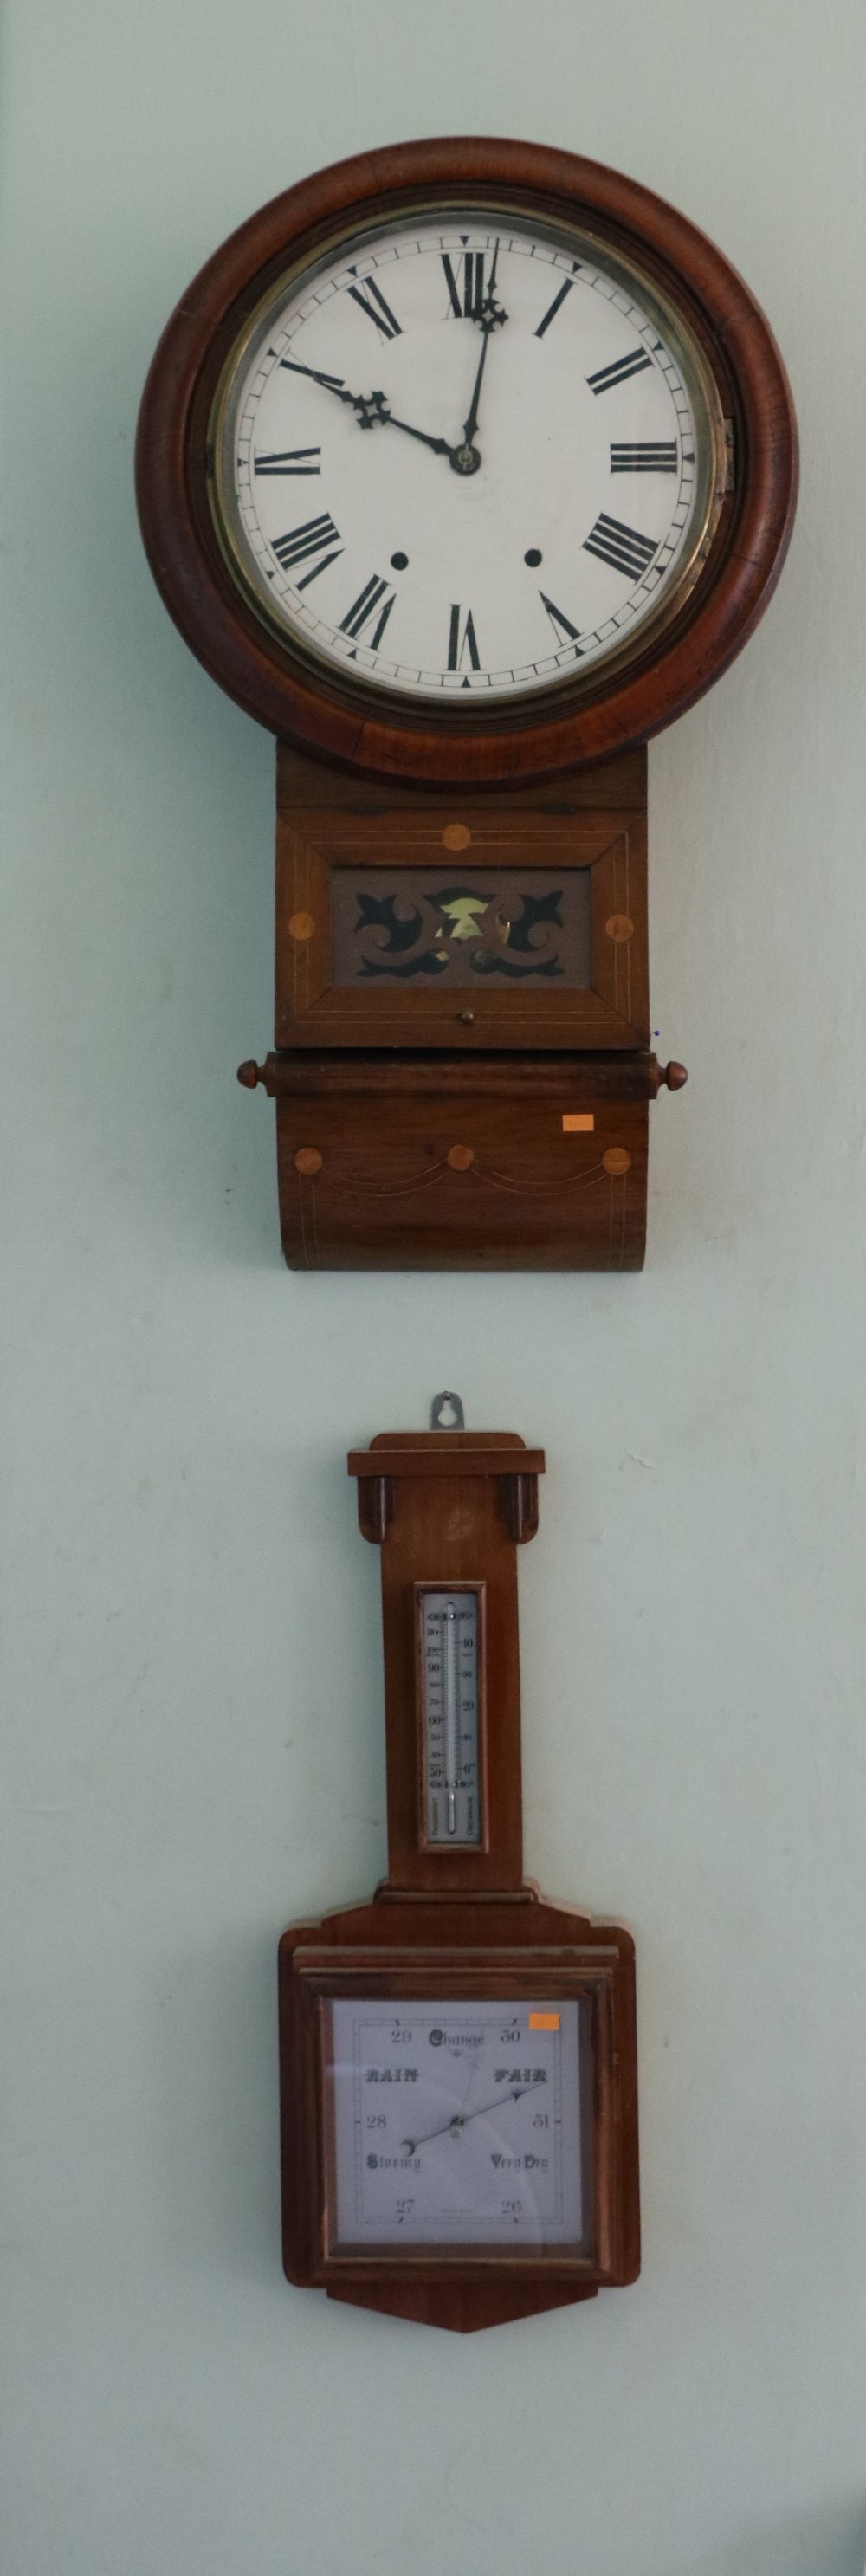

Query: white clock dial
[[326, 1995, 585, 2249], [212, 210, 723, 706]]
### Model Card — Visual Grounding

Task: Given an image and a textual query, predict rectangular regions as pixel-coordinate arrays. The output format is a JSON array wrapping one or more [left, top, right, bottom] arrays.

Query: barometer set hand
[[401, 2086, 528, 2157]]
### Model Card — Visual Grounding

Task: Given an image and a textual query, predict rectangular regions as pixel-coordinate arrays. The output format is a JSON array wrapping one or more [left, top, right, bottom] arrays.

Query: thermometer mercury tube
[[419, 1589, 481, 1845]]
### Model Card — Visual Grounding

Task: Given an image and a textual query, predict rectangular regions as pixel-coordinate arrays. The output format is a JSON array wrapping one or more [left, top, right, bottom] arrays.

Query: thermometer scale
[[418, 1586, 481, 1845]]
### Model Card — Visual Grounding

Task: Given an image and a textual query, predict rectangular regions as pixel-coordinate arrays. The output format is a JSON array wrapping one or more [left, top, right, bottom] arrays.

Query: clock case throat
[[278, 1429, 640, 2332], [242, 739, 684, 1270]]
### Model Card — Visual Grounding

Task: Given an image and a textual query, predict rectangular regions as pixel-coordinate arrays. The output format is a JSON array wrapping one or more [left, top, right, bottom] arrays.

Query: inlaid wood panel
[[275, 806, 648, 1051], [274, 1063, 649, 1269]]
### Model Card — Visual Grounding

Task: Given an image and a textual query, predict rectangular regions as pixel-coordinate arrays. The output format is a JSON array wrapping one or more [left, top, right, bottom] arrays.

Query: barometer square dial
[[326, 1991, 586, 2252]]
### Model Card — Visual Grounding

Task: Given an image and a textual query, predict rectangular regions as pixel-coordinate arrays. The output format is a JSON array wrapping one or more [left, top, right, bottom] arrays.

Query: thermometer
[[418, 1587, 481, 1845]]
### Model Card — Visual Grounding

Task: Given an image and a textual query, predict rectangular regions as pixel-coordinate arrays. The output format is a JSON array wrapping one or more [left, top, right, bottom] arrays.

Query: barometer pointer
[[401, 2085, 528, 2155]]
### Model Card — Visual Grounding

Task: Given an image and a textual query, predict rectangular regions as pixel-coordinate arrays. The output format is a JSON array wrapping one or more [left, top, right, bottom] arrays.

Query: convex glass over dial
[[211, 211, 725, 705], [328, 1996, 584, 2249]]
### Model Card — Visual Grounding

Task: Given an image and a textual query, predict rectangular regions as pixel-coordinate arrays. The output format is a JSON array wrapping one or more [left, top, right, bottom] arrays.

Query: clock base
[[270, 1052, 650, 1271], [236, 741, 688, 1269]]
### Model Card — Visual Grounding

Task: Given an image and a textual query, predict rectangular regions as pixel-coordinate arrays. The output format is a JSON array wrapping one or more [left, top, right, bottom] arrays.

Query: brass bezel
[[208, 196, 727, 719]]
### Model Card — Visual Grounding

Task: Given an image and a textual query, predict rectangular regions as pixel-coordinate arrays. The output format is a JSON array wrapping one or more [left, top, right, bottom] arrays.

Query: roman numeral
[[534, 276, 573, 338], [272, 512, 343, 588], [254, 448, 321, 475], [586, 346, 653, 395], [347, 276, 402, 338], [442, 251, 487, 318], [582, 514, 658, 580], [447, 605, 481, 671], [610, 442, 677, 473], [339, 573, 396, 649], [540, 592, 582, 649]]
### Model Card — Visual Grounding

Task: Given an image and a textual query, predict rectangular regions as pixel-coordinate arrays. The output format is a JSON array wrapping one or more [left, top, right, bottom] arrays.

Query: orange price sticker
[[529, 2012, 560, 2031]]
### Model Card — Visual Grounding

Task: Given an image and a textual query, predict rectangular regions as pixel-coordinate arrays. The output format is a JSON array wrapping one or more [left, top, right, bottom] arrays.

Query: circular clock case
[[136, 137, 798, 786]]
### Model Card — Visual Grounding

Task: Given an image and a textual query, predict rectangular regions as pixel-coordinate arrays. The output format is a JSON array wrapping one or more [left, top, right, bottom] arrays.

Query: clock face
[[210, 209, 725, 708], [326, 1994, 585, 2249]]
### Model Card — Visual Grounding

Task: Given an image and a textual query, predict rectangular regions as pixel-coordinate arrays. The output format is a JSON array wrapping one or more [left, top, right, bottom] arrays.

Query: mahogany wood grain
[[277, 739, 649, 813], [273, 1072, 649, 1270], [251, 1049, 674, 1102]]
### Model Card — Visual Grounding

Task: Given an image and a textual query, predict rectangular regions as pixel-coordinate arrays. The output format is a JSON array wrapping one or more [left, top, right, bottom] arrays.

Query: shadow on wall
[[152, 1926, 282, 2285]]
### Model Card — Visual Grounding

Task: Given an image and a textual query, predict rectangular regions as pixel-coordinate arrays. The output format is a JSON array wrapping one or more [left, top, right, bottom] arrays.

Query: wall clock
[[136, 137, 797, 1270], [279, 1400, 639, 2332]]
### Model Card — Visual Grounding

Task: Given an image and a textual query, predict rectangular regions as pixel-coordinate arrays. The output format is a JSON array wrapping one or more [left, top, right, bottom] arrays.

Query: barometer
[[278, 1401, 639, 2331]]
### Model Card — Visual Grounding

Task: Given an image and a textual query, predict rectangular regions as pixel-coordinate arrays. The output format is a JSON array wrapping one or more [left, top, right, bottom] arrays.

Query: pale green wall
[[3, 4, 866, 2572]]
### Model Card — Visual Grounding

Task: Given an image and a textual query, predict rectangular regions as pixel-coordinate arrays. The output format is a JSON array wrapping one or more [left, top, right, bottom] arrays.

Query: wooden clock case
[[136, 137, 798, 1272], [279, 1429, 640, 2333]]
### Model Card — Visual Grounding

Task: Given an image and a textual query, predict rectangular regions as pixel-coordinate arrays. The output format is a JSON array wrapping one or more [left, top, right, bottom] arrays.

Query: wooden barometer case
[[136, 137, 797, 1270], [278, 1408, 639, 2333]]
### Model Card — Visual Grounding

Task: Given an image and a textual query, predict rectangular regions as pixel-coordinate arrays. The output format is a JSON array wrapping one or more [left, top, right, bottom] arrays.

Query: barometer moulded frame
[[280, 1924, 638, 2333]]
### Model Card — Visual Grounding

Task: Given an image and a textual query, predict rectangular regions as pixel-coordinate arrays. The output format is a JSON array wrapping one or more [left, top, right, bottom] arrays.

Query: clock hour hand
[[280, 359, 454, 456], [279, 359, 390, 430], [380, 411, 453, 458], [402, 2086, 528, 2154]]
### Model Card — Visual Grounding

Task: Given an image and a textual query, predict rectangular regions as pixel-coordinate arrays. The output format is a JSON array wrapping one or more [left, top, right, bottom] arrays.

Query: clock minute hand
[[402, 2087, 528, 2155], [460, 238, 506, 452]]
